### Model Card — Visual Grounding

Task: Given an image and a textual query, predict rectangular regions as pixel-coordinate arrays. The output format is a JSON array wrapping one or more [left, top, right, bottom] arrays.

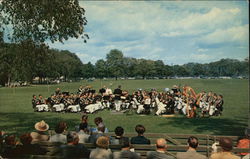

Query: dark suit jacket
[[131, 136, 150, 145]]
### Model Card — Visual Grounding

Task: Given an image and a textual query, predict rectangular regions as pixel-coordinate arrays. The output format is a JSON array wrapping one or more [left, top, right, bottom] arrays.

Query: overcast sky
[[48, 1, 249, 65]]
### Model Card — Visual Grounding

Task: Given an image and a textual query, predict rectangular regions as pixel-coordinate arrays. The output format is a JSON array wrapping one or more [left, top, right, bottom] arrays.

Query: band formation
[[32, 84, 224, 118]]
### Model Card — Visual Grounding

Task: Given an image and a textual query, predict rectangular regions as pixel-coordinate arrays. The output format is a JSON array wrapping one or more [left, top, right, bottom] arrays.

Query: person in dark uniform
[[55, 88, 61, 96], [32, 95, 39, 111], [113, 85, 122, 111], [99, 86, 106, 96]]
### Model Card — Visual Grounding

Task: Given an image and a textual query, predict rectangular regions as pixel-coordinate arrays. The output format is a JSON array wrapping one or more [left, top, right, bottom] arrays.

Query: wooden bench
[[28, 141, 248, 159], [5, 133, 248, 159]]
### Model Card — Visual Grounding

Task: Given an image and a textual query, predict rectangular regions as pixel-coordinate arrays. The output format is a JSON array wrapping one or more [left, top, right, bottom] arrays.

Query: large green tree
[[0, 0, 88, 43], [106, 49, 124, 80]]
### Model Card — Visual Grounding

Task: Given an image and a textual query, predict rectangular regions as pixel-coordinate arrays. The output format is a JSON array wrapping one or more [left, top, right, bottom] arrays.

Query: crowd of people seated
[[1, 115, 249, 159], [32, 84, 224, 118]]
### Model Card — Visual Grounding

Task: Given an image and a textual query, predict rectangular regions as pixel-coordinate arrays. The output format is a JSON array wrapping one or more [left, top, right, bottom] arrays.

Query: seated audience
[[131, 124, 150, 144], [147, 138, 174, 159], [113, 137, 140, 159], [176, 136, 207, 159], [210, 137, 240, 159], [49, 121, 67, 143], [89, 123, 106, 144], [31, 120, 49, 142], [60, 131, 90, 158], [111, 126, 129, 145], [78, 122, 90, 144], [237, 128, 250, 156], [2, 134, 18, 158], [15, 133, 47, 156], [89, 136, 113, 159], [91, 117, 109, 133]]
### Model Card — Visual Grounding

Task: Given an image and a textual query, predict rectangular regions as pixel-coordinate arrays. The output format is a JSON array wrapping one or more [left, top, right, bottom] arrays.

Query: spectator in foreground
[[49, 121, 67, 143], [91, 117, 109, 133], [89, 123, 106, 144], [60, 131, 90, 158], [131, 124, 150, 144], [78, 122, 90, 144], [113, 137, 140, 159], [2, 135, 18, 158], [30, 120, 49, 142], [15, 133, 47, 156], [111, 126, 129, 145], [147, 138, 174, 159], [210, 137, 240, 159], [237, 128, 250, 156], [176, 136, 207, 159], [89, 136, 113, 159]]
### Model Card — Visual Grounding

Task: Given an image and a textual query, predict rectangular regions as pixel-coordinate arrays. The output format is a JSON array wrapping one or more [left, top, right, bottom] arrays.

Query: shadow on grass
[[159, 117, 248, 136], [0, 112, 81, 135]]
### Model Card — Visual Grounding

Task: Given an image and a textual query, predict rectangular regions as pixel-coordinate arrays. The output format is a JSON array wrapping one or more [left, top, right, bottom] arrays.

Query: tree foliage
[[0, 0, 88, 43]]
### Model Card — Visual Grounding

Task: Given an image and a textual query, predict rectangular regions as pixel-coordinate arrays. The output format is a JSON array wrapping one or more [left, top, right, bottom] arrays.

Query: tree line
[[0, 42, 248, 86]]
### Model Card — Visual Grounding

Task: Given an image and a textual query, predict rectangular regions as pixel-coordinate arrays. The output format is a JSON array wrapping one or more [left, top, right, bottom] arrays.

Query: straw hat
[[34, 120, 49, 132]]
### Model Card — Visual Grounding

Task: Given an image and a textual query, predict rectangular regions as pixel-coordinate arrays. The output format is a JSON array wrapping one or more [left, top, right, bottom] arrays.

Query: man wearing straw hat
[[30, 120, 49, 142]]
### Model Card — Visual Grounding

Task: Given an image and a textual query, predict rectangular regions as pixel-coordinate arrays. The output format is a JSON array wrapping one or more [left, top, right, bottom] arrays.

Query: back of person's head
[[94, 117, 103, 126], [96, 136, 109, 149], [115, 126, 124, 137], [67, 131, 79, 144], [188, 136, 199, 149], [121, 137, 130, 149], [135, 124, 145, 135], [97, 123, 105, 133], [245, 128, 250, 138], [55, 121, 67, 134], [20, 133, 32, 145], [156, 138, 167, 150], [219, 137, 233, 151], [5, 135, 16, 145], [79, 123, 88, 131]]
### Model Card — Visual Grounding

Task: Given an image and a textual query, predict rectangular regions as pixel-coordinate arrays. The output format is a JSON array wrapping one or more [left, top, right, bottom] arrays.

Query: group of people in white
[[32, 84, 224, 118]]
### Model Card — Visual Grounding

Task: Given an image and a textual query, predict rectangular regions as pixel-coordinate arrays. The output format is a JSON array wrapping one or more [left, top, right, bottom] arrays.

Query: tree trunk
[[7, 74, 11, 87]]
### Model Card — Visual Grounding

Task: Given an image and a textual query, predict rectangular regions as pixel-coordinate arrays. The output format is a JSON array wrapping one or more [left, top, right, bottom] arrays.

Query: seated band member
[[36, 94, 49, 112], [113, 85, 122, 111], [32, 95, 39, 111]]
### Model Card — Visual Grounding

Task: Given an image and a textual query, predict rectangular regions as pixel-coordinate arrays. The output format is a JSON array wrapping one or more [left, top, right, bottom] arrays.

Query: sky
[[48, 1, 249, 65]]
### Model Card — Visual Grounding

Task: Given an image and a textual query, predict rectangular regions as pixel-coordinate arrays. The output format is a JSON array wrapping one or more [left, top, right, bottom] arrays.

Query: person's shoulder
[[176, 151, 186, 158]]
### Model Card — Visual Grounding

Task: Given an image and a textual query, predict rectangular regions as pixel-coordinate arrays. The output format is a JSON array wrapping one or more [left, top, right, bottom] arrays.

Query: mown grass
[[0, 79, 248, 136]]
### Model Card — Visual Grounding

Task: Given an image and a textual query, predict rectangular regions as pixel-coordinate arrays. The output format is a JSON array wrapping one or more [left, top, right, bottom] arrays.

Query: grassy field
[[0, 79, 249, 136]]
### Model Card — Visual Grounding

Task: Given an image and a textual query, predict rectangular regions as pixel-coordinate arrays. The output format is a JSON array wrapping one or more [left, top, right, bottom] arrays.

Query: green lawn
[[0, 79, 248, 136]]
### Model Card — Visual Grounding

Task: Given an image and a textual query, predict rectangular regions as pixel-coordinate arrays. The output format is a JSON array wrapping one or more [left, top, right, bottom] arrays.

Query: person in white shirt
[[78, 123, 90, 144]]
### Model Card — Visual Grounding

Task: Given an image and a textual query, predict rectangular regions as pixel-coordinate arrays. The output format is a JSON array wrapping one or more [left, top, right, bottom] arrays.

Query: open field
[[0, 79, 249, 136]]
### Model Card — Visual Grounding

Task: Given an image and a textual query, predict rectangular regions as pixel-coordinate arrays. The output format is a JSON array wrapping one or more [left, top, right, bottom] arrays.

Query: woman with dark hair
[[49, 121, 67, 143]]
